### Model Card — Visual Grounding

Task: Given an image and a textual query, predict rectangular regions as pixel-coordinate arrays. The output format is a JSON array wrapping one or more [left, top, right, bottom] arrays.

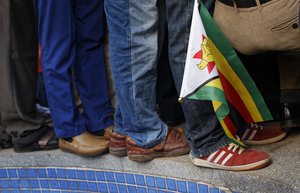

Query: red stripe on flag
[[223, 116, 238, 137], [218, 71, 254, 123]]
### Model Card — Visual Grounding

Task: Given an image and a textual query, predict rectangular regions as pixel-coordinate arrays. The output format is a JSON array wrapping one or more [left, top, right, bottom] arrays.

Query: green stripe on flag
[[198, 3, 272, 121]]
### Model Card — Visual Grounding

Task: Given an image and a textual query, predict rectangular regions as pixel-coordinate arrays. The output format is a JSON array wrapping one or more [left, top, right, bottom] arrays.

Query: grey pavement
[[0, 128, 299, 193]]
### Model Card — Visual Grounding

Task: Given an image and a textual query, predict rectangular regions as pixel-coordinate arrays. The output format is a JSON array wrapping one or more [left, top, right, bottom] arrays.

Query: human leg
[[105, 0, 190, 161], [105, 0, 167, 148], [35, 0, 108, 155], [0, 0, 56, 151], [73, 0, 113, 133], [165, 0, 270, 170]]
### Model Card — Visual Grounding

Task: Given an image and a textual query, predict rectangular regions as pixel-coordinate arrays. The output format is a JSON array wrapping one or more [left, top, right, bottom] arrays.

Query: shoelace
[[227, 142, 244, 154], [250, 123, 263, 130]]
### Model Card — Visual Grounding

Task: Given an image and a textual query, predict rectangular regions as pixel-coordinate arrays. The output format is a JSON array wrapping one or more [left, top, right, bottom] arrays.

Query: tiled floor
[[0, 167, 232, 193]]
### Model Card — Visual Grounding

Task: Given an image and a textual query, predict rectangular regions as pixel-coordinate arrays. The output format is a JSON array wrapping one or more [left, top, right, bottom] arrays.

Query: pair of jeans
[[105, 0, 167, 148], [105, 0, 228, 156], [34, 0, 113, 138]]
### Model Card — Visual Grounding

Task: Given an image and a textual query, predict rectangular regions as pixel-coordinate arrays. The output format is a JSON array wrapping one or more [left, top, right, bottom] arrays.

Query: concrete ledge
[[0, 129, 299, 193]]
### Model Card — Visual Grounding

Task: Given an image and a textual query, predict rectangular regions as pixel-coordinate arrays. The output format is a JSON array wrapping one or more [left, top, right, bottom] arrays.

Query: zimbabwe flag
[[179, 0, 273, 146]]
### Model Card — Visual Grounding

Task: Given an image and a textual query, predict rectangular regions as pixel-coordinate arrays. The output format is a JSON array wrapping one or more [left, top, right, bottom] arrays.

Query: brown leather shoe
[[127, 127, 190, 162], [109, 132, 127, 157], [58, 131, 109, 156]]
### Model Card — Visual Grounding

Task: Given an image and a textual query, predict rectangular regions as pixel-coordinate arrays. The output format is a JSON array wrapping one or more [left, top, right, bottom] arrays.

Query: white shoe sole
[[243, 132, 287, 146], [189, 154, 271, 171]]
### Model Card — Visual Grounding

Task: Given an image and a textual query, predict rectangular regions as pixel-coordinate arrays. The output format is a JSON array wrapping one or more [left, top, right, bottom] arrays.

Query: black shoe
[[281, 103, 300, 121]]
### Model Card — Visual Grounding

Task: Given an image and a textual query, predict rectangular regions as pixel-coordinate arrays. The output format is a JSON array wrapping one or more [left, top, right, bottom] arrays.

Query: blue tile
[[128, 185, 137, 193], [27, 169, 37, 178], [59, 180, 69, 189], [158, 190, 168, 193], [198, 184, 209, 193], [118, 184, 127, 193], [32, 190, 41, 193], [146, 176, 156, 188], [2, 190, 10, 193], [12, 190, 21, 193], [115, 172, 125, 183], [177, 180, 187, 193], [76, 170, 86, 180], [0, 169, 7, 178], [98, 182, 108, 192], [49, 179, 60, 189], [108, 183, 118, 193], [105, 171, 115, 182], [167, 179, 177, 191], [37, 169, 47, 178], [51, 191, 60, 193], [11, 180, 20, 188], [79, 181, 89, 191], [156, 177, 166, 189], [66, 169, 77, 179], [209, 188, 220, 193], [18, 169, 27, 178], [89, 182, 99, 192], [69, 181, 79, 190], [95, 171, 105, 181], [188, 182, 198, 193], [40, 179, 50, 188], [0, 180, 10, 188], [125, 173, 135, 184], [86, 170, 96, 181], [8, 169, 17, 178], [135, 174, 145, 186], [137, 187, 147, 193], [149, 188, 157, 193], [20, 179, 30, 188], [57, 169, 67, 178], [30, 179, 40, 188], [22, 190, 31, 193], [47, 168, 57, 178], [41, 191, 51, 193]]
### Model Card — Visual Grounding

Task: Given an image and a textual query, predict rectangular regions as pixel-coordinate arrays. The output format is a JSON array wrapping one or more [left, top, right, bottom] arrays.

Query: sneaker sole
[[128, 147, 190, 162], [190, 155, 271, 171], [109, 147, 127, 157], [244, 132, 287, 146]]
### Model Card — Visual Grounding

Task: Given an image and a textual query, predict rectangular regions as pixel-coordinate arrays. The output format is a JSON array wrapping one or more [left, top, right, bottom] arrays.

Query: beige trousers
[[213, 0, 300, 55]]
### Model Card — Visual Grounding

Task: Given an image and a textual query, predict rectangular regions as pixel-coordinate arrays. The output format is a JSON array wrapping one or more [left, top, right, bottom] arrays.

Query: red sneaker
[[241, 123, 287, 145], [189, 143, 271, 171]]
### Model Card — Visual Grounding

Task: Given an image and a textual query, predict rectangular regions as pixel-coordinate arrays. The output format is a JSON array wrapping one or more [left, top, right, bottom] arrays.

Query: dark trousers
[[238, 52, 281, 121], [35, 0, 113, 138], [157, 0, 185, 127], [0, 0, 45, 144]]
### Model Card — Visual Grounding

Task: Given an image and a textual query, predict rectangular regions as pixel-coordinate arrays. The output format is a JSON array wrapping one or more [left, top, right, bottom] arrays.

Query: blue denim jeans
[[105, 0, 167, 148], [105, 0, 229, 155]]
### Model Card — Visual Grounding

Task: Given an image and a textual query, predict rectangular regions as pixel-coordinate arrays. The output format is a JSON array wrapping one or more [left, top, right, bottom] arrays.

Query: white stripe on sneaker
[[213, 151, 226, 164], [207, 151, 218, 162], [221, 153, 233, 165], [241, 128, 250, 140], [248, 130, 257, 140]]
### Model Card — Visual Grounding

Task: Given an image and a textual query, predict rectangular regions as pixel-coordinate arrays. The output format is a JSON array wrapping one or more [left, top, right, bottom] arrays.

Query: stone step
[[0, 129, 299, 193]]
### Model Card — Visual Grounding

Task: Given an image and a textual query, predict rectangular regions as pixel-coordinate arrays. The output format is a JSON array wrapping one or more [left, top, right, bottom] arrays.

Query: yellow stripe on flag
[[206, 78, 223, 90], [208, 39, 263, 122]]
